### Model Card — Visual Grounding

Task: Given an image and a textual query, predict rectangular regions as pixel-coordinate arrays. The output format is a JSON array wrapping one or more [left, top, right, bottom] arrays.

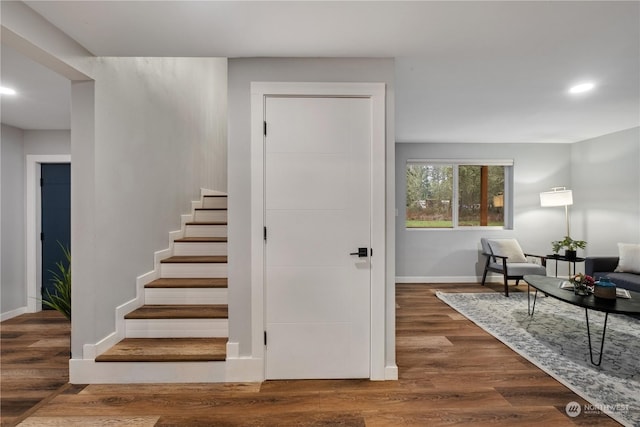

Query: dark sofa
[[585, 257, 640, 293]]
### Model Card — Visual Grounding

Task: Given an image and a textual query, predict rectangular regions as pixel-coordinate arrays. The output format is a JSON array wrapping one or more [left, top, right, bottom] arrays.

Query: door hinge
[[264, 226, 267, 242], [263, 121, 267, 136], [264, 331, 267, 346], [40, 177, 44, 186], [40, 232, 44, 241]]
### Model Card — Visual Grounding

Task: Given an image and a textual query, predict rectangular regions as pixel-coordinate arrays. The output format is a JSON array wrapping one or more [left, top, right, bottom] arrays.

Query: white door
[[264, 96, 372, 379]]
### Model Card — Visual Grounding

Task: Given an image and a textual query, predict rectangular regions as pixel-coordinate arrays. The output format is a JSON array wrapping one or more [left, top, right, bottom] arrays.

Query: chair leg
[[502, 258, 509, 297], [515, 279, 520, 286], [504, 274, 509, 297], [481, 257, 491, 286]]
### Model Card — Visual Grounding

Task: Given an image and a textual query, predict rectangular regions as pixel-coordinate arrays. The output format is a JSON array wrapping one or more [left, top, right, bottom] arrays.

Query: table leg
[[528, 285, 538, 316], [584, 309, 609, 366]]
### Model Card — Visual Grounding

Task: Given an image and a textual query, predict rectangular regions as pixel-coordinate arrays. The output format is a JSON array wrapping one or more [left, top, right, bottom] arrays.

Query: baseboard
[[225, 357, 264, 382], [395, 276, 499, 284], [70, 359, 227, 384], [0, 306, 27, 322], [83, 331, 121, 360], [384, 364, 399, 380]]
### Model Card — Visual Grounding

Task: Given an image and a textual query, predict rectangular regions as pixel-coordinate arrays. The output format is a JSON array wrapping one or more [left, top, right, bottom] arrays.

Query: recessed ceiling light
[[0, 86, 17, 95], [568, 82, 595, 94]]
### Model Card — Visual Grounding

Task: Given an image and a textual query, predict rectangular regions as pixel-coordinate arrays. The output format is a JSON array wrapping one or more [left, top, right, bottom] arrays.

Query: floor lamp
[[540, 187, 573, 238], [540, 187, 574, 276]]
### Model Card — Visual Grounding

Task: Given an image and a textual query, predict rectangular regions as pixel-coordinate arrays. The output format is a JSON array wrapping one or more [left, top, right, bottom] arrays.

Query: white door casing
[[250, 82, 386, 380], [26, 155, 72, 313]]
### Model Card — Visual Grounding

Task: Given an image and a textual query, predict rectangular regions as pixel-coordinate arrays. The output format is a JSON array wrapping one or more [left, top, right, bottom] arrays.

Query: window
[[406, 160, 513, 229]]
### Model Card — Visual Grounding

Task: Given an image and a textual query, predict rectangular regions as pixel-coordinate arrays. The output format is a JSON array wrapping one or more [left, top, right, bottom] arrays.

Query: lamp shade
[[540, 188, 573, 207]]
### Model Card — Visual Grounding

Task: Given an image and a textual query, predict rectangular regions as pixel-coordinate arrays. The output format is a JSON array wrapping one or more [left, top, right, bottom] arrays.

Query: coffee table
[[523, 274, 640, 366]]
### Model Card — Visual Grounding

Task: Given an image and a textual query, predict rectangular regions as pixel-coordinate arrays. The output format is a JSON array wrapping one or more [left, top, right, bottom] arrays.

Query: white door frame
[[250, 82, 386, 380], [26, 154, 71, 312]]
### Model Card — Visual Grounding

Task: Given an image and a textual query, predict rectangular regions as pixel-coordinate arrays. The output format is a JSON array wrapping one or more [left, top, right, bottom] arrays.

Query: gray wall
[[572, 127, 640, 255], [1, 124, 26, 314], [0, 126, 71, 316], [395, 127, 640, 280], [395, 142, 572, 281], [228, 58, 396, 362]]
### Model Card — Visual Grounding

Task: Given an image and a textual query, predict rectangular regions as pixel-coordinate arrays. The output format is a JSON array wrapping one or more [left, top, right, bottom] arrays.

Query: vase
[[565, 249, 577, 260]]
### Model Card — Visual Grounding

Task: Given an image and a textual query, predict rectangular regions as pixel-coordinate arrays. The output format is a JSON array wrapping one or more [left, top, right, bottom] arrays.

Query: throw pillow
[[487, 239, 528, 263], [615, 243, 640, 274]]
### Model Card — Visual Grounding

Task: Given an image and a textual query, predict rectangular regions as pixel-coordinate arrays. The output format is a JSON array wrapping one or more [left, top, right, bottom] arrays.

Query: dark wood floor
[[1, 283, 620, 426]]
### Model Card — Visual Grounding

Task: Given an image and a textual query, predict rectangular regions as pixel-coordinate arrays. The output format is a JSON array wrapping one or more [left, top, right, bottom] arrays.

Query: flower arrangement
[[570, 273, 594, 296]]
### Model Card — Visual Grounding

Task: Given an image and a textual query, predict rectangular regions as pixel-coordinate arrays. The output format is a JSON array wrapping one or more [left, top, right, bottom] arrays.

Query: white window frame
[[406, 159, 514, 230]]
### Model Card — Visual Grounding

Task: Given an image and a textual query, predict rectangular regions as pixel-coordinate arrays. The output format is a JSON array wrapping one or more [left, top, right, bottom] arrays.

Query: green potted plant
[[42, 243, 71, 320], [551, 236, 586, 260]]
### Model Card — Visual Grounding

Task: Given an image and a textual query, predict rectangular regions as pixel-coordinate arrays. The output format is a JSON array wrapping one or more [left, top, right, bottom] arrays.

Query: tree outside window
[[406, 162, 509, 229]]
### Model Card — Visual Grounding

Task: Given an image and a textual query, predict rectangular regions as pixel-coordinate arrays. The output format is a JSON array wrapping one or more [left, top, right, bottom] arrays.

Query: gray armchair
[[481, 238, 547, 296]]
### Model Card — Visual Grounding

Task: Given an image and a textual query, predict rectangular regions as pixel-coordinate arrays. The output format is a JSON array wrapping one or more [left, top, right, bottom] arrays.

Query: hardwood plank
[[95, 338, 227, 362], [17, 416, 159, 427], [160, 256, 227, 264], [155, 413, 365, 427], [79, 383, 261, 395], [184, 221, 227, 226], [144, 278, 228, 288], [173, 237, 227, 243], [124, 305, 227, 319]]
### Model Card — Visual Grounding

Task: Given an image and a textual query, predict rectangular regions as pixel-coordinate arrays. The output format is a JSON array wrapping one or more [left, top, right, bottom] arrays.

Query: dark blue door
[[41, 163, 71, 307]]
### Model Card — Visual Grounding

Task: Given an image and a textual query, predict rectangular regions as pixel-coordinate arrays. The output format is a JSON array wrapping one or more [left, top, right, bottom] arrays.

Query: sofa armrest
[[585, 257, 619, 276]]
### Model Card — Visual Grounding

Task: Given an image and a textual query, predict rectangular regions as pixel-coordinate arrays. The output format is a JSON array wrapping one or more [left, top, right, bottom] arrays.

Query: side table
[[546, 254, 585, 277]]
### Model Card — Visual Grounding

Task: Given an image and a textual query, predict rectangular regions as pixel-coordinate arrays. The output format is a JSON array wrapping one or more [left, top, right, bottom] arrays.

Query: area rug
[[436, 291, 640, 427]]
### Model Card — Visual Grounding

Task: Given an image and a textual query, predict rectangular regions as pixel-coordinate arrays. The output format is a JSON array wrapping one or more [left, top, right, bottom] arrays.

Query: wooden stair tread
[[161, 256, 227, 264], [145, 278, 228, 288], [174, 237, 227, 243], [95, 338, 227, 362], [125, 305, 228, 319], [185, 221, 227, 226]]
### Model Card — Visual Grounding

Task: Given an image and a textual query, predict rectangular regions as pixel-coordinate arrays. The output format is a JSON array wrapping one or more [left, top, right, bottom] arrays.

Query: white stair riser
[[145, 288, 228, 305], [203, 197, 227, 209], [173, 242, 227, 256], [194, 210, 227, 222], [73, 361, 227, 383], [185, 225, 227, 238], [160, 263, 228, 278], [125, 319, 228, 338]]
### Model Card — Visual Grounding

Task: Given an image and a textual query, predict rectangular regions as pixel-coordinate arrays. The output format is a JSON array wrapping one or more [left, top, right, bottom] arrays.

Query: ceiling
[[1, 1, 639, 143]]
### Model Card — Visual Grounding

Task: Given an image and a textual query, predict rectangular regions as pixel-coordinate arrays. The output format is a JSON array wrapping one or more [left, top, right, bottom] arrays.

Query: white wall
[[4, 2, 228, 361], [572, 127, 640, 255], [70, 57, 227, 356], [1, 124, 26, 315], [228, 58, 396, 369], [24, 130, 71, 155], [395, 142, 572, 281]]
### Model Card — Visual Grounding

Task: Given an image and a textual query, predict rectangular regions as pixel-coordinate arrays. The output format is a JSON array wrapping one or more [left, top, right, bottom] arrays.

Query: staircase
[[95, 194, 229, 370]]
